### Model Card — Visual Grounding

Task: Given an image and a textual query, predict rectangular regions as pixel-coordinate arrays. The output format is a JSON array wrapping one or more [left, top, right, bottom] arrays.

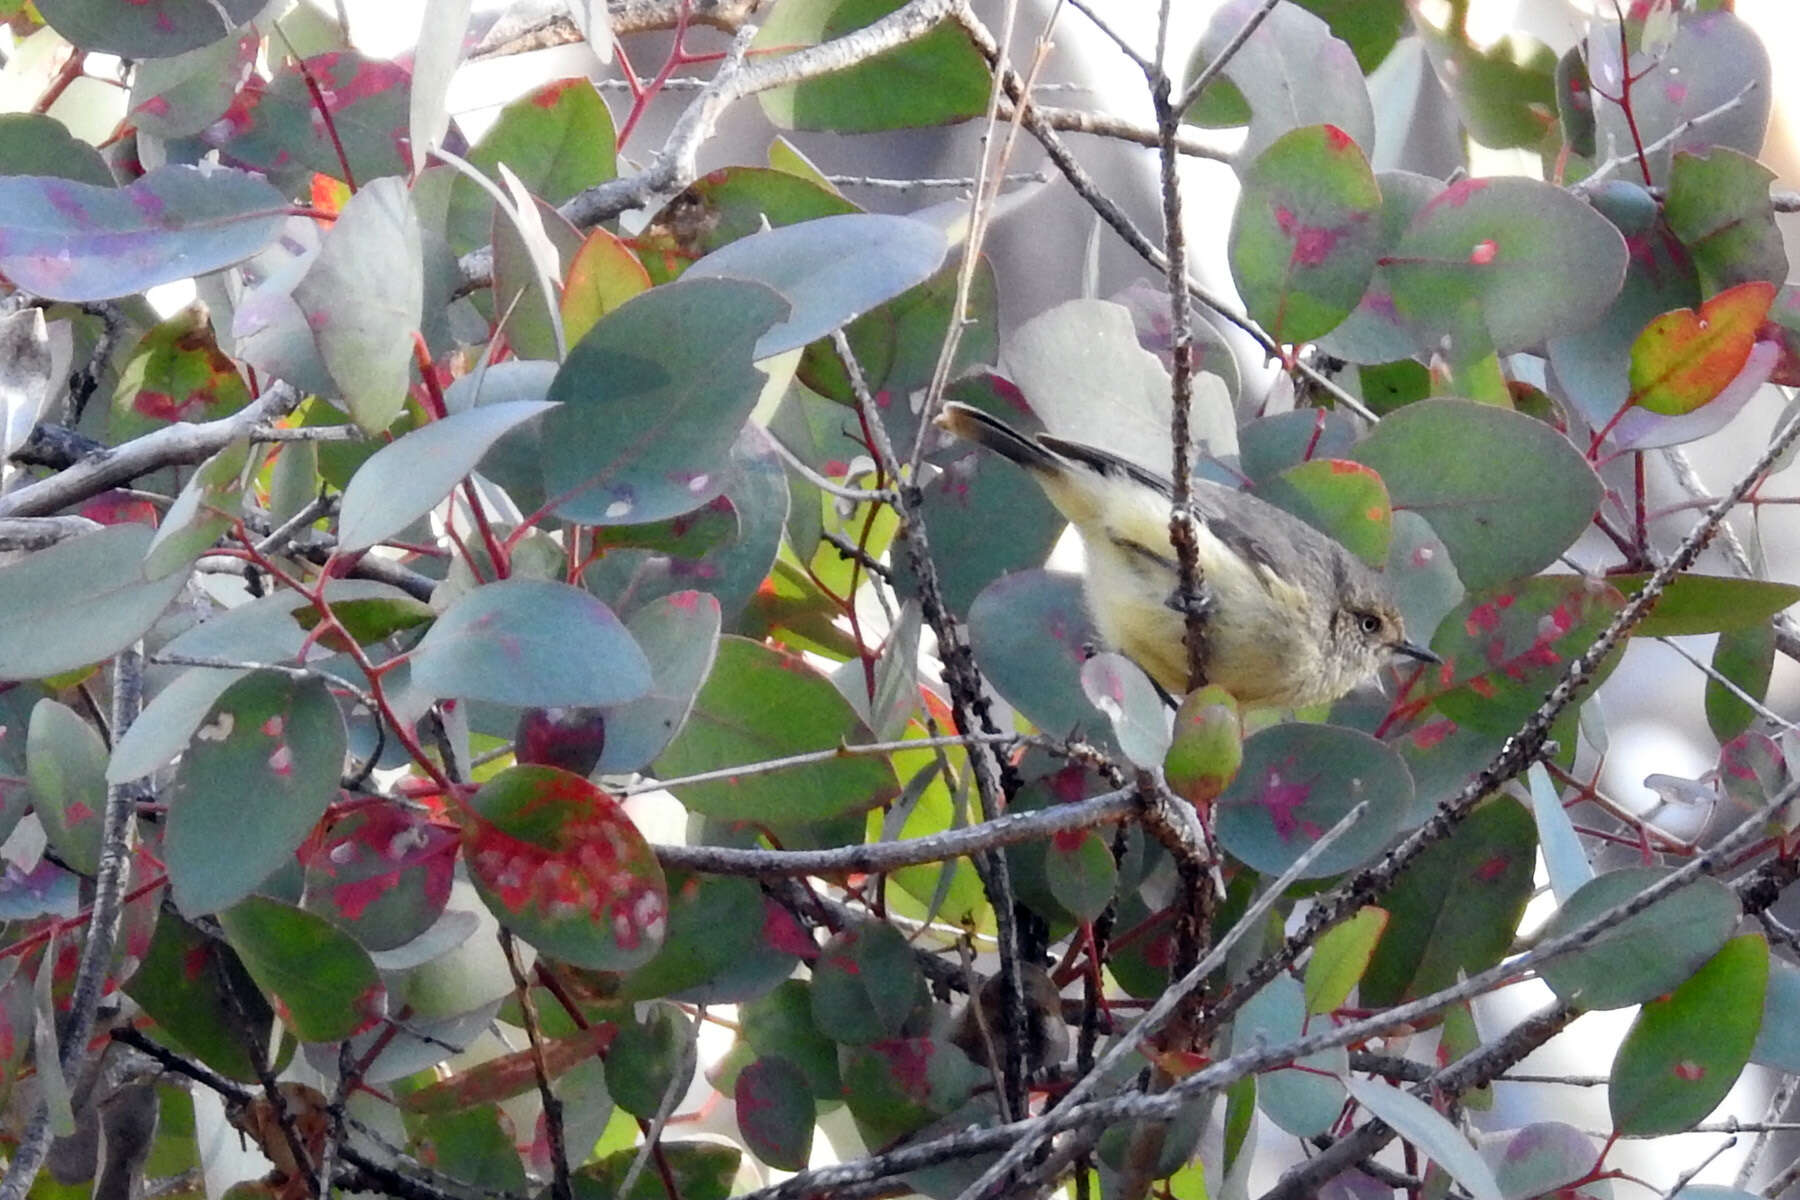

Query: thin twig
[[624, 730, 1021, 793], [616, 1006, 700, 1198], [0, 646, 144, 1200], [500, 930, 571, 1200]]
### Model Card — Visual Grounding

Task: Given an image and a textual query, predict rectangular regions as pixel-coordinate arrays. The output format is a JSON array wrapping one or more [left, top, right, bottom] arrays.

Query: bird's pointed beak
[[1390, 639, 1442, 666]]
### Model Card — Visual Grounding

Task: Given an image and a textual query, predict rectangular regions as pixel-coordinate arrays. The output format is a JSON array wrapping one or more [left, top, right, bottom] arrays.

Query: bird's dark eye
[[1357, 612, 1384, 637]]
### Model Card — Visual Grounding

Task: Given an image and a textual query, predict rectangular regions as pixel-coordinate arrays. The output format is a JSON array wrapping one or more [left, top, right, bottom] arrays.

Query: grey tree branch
[[0, 383, 303, 519]]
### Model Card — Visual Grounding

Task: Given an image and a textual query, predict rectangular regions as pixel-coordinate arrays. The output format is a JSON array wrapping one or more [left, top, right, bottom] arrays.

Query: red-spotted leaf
[[840, 1036, 982, 1146], [1610, 934, 1767, 1136], [0, 166, 286, 302], [461, 764, 667, 971], [736, 1056, 816, 1171], [1164, 685, 1243, 808], [654, 636, 899, 824], [561, 229, 651, 345], [1383, 177, 1628, 353], [26, 699, 108, 878], [123, 914, 283, 1082], [811, 922, 923, 1045], [1255, 459, 1392, 567], [445, 76, 618, 255], [218, 895, 386, 1044], [1359, 798, 1534, 1006], [403, 1024, 616, 1115], [129, 27, 262, 140], [541, 278, 789, 525], [299, 806, 458, 952], [110, 305, 252, 441], [409, 578, 651, 708], [1351, 400, 1601, 592], [1228, 124, 1382, 344], [1214, 722, 1410, 879], [214, 52, 412, 187], [1625, 281, 1778, 416], [165, 671, 347, 917], [1405, 575, 1626, 736], [37, 0, 263, 58], [1718, 731, 1788, 814], [1537, 868, 1739, 1011], [612, 874, 802, 1003], [1315, 170, 1444, 365]]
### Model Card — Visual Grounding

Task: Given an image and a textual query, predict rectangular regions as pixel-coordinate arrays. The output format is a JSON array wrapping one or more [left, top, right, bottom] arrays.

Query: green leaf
[[0, 113, 112, 185], [293, 177, 423, 434], [841, 1037, 980, 1146], [36, 0, 262, 66], [462, 765, 667, 971], [143, 439, 260, 579], [1591, 12, 1771, 189], [967, 570, 1108, 751], [686, 213, 948, 358], [561, 228, 652, 345], [572, 1141, 740, 1200], [0, 523, 190, 681], [1416, 19, 1558, 150], [26, 699, 108, 877], [1708, 623, 1776, 742], [218, 896, 385, 1043], [608, 1005, 695, 1119], [1214, 722, 1411, 879], [1384, 177, 1628, 355], [443, 76, 617, 254], [1609, 934, 1767, 1135], [637, 167, 858, 286], [741, 980, 842, 1100], [1351, 400, 1602, 591], [1229, 124, 1383, 344], [1538, 868, 1740, 1011], [1231, 974, 1344, 1138], [1665, 148, 1787, 295], [1610, 572, 1800, 637], [1255, 458, 1392, 567], [1360, 798, 1534, 1006], [753, 0, 990, 133], [409, 578, 651, 708], [736, 1056, 815, 1171], [1304, 906, 1387, 1015], [1291, 0, 1404, 72], [1345, 1077, 1502, 1200], [1045, 830, 1117, 924], [592, 591, 723, 775], [1184, 0, 1374, 164], [164, 671, 346, 916], [542, 278, 788, 525], [129, 27, 261, 140], [338, 400, 556, 552], [655, 636, 899, 824], [1079, 653, 1169, 770], [1753, 957, 1800, 1073]]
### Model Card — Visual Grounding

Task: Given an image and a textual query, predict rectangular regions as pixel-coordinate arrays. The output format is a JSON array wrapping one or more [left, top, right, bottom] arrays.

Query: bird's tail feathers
[[935, 402, 1058, 474]]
